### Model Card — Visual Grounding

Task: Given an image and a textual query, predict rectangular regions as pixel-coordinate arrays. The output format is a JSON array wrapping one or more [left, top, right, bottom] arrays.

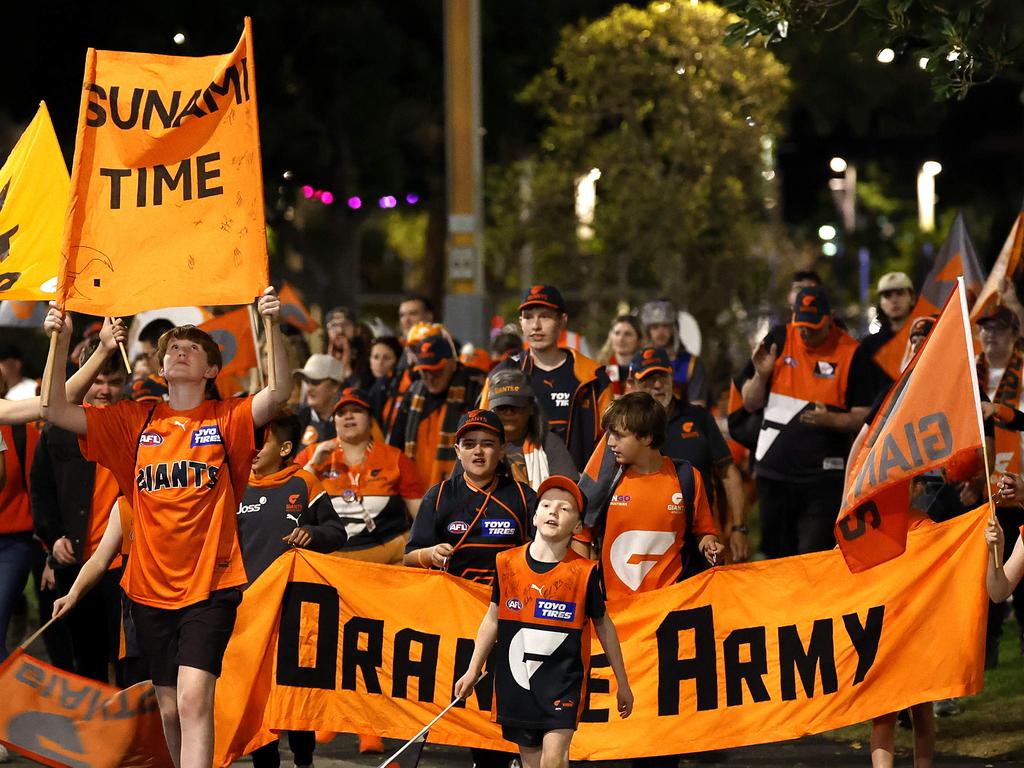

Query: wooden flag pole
[[40, 330, 59, 408], [20, 614, 59, 651], [264, 316, 277, 391], [110, 317, 132, 374], [248, 305, 265, 389]]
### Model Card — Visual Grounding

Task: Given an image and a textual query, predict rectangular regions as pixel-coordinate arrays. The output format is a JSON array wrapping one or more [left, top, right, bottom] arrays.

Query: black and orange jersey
[[662, 399, 733, 488], [736, 323, 875, 480], [493, 544, 600, 730], [407, 474, 536, 584], [81, 396, 256, 608], [307, 440, 423, 550], [592, 456, 718, 602], [237, 464, 346, 583], [528, 355, 580, 439]]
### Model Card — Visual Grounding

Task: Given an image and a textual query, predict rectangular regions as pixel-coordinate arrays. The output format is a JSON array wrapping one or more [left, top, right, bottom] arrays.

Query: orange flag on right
[[279, 281, 318, 333], [200, 306, 258, 399], [836, 278, 985, 572], [971, 207, 1024, 322]]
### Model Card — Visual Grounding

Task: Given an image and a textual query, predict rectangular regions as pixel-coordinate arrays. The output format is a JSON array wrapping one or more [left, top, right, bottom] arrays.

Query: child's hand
[[257, 286, 280, 322], [616, 682, 634, 719], [699, 535, 724, 565], [52, 590, 79, 620], [430, 543, 454, 569], [44, 303, 71, 338], [985, 518, 1004, 560], [453, 671, 477, 701], [997, 473, 1024, 503], [99, 317, 128, 351], [283, 527, 313, 548]]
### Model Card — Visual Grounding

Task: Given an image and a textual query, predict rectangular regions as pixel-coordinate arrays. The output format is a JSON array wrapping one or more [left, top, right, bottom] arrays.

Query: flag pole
[[373, 695, 463, 768], [39, 330, 59, 408], [247, 305, 265, 389], [111, 317, 132, 374], [20, 614, 60, 651], [959, 276, 1001, 568], [264, 316, 277, 391]]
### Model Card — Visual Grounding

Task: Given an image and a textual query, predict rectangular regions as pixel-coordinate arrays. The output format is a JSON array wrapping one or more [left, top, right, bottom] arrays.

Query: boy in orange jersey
[[455, 475, 632, 768], [41, 287, 291, 768]]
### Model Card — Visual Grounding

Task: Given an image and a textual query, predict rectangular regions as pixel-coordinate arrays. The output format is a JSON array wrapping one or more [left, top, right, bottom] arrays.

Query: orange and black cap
[[413, 333, 455, 371], [332, 386, 371, 415], [629, 347, 673, 380], [519, 284, 566, 314], [792, 286, 831, 329], [537, 474, 587, 515], [455, 409, 506, 443]]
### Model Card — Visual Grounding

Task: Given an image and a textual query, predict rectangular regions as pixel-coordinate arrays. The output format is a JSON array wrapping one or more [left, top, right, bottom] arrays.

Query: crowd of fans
[[0, 270, 1022, 768]]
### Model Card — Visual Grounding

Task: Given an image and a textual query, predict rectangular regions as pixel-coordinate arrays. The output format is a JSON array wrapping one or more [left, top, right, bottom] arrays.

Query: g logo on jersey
[[667, 492, 684, 514], [609, 530, 676, 591], [507, 627, 569, 690], [447, 521, 470, 534], [139, 432, 163, 446]]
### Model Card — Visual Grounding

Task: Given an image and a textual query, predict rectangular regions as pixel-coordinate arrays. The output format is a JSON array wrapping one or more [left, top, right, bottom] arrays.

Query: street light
[[876, 48, 895, 64], [917, 160, 942, 232], [575, 167, 601, 241], [818, 224, 837, 241], [829, 157, 847, 173]]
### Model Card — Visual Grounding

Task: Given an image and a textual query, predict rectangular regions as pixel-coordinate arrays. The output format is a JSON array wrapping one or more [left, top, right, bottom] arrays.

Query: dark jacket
[[30, 424, 97, 561]]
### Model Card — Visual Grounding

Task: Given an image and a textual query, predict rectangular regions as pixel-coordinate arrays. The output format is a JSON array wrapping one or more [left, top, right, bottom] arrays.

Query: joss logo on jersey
[[191, 425, 223, 447], [534, 599, 576, 622]]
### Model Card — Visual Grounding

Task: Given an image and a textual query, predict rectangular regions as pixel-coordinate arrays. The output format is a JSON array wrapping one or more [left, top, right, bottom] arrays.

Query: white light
[[829, 156, 847, 173], [818, 224, 837, 241], [922, 160, 942, 177], [876, 48, 895, 64], [173, 32, 186, 45], [575, 168, 601, 241], [918, 57, 930, 70], [828, 178, 845, 191], [822, 242, 838, 257], [946, 48, 960, 62]]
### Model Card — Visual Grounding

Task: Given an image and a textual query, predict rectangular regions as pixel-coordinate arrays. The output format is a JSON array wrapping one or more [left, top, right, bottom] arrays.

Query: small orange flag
[[971, 207, 1024, 322], [836, 278, 984, 571], [200, 306, 258, 398], [58, 18, 268, 316], [279, 281, 319, 333]]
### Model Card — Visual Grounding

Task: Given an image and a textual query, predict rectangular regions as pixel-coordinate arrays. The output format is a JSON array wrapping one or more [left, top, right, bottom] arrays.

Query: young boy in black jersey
[[237, 410, 347, 768], [455, 475, 632, 768]]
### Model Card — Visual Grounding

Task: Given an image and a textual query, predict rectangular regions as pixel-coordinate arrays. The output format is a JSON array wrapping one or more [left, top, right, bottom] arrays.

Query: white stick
[[374, 696, 463, 768]]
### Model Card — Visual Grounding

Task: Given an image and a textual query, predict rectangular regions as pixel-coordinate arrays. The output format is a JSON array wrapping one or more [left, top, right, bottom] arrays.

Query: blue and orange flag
[[0, 102, 68, 300], [200, 306, 259, 398], [836, 278, 985, 571], [971, 205, 1024, 322], [279, 281, 318, 333]]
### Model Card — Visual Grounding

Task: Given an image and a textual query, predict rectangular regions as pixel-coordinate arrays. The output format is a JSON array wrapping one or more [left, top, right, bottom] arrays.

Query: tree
[[720, 0, 1024, 100], [501, 0, 789, 381]]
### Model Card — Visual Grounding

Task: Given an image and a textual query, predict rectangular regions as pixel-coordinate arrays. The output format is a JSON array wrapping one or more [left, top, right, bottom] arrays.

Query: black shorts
[[501, 724, 574, 749], [130, 588, 242, 687]]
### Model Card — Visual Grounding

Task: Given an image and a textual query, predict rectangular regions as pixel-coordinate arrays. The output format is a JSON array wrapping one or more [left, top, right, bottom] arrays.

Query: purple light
[[301, 185, 314, 199], [405, 193, 420, 205], [347, 196, 362, 210], [321, 191, 334, 205], [378, 195, 397, 209]]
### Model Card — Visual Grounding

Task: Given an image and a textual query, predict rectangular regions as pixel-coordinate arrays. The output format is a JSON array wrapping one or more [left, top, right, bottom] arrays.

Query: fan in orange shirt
[[42, 287, 291, 768]]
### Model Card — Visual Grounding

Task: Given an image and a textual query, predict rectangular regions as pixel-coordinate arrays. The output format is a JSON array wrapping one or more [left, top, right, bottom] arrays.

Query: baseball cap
[[977, 306, 1021, 333], [455, 409, 506, 443], [412, 333, 455, 371], [332, 386, 371, 414], [487, 369, 535, 409], [629, 347, 673, 380], [640, 299, 676, 327], [537, 475, 587, 515], [792, 286, 831, 329], [519, 284, 566, 313], [293, 354, 346, 383], [877, 272, 913, 293]]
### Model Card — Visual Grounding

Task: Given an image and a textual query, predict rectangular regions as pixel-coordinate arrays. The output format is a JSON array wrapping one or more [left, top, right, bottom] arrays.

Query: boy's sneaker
[[933, 698, 961, 717]]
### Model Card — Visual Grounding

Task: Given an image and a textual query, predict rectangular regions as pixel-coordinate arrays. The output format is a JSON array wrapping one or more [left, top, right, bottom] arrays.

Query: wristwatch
[[732, 525, 749, 535]]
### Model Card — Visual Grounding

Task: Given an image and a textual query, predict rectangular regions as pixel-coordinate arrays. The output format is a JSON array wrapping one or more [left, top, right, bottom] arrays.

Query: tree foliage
[[721, 0, 1024, 100], [494, 0, 789, 379]]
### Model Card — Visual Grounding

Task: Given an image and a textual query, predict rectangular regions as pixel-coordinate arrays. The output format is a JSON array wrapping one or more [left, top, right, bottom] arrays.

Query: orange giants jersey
[[494, 545, 597, 730], [82, 397, 256, 608]]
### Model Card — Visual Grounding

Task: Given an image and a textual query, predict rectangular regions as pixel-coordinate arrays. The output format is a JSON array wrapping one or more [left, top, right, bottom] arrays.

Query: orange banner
[[279, 282, 319, 333], [58, 18, 268, 316], [214, 507, 988, 765], [837, 279, 983, 571], [0, 650, 172, 767], [972, 209, 1024, 322], [200, 306, 258, 398]]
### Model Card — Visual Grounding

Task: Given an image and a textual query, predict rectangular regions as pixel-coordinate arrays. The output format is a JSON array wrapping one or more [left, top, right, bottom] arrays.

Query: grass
[[826, 629, 1024, 760]]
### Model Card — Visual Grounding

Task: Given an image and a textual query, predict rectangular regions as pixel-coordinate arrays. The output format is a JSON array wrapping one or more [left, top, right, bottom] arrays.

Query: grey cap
[[488, 368, 535, 409]]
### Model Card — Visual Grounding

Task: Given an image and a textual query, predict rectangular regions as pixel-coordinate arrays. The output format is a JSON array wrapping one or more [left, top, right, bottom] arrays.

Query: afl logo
[[447, 521, 470, 534], [139, 432, 163, 446], [506, 599, 523, 611]]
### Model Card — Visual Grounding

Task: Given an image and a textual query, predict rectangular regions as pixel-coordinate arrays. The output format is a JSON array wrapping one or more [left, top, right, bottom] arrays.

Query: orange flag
[[0, 649, 172, 767], [971, 207, 1024, 322], [279, 281, 318, 333], [836, 278, 984, 571], [57, 18, 268, 316], [873, 211, 986, 379], [200, 306, 258, 398]]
